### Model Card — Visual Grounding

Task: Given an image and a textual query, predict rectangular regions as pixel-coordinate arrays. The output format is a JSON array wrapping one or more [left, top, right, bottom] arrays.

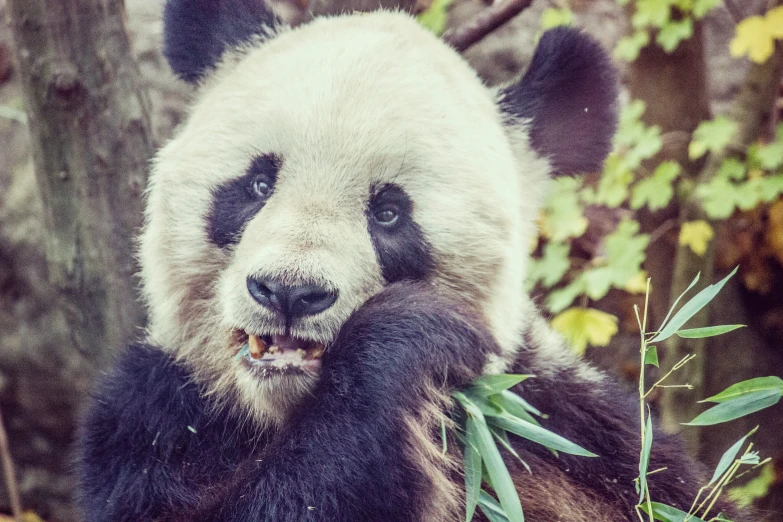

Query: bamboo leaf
[[464, 420, 483, 522], [469, 415, 524, 521], [644, 346, 659, 367], [489, 426, 530, 472], [710, 427, 758, 486], [639, 502, 705, 522], [685, 389, 781, 426], [488, 415, 597, 457], [638, 408, 654, 503], [675, 325, 745, 338], [490, 391, 541, 426], [701, 376, 783, 403], [469, 374, 532, 397], [657, 272, 700, 335], [478, 491, 510, 522], [650, 267, 738, 343]]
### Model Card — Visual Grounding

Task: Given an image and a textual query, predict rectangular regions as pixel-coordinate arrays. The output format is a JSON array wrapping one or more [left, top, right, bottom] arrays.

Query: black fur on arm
[[210, 282, 499, 522], [75, 343, 263, 522], [509, 344, 747, 520]]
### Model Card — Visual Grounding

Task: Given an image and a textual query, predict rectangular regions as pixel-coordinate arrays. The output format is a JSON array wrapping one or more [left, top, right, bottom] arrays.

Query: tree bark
[[8, 0, 152, 366]]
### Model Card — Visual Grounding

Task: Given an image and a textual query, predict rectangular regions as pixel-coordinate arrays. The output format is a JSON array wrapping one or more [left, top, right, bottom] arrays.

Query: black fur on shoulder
[[75, 343, 264, 522], [163, 0, 280, 83], [509, 333, 747, 520], [499, 27, 618, 175]]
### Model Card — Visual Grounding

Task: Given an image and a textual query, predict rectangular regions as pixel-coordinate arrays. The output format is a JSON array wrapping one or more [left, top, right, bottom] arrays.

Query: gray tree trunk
[[5, 0, 152, 517], [8, 0, 151, 363]]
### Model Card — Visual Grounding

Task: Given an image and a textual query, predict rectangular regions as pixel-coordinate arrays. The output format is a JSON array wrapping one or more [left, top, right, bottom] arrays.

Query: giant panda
[[75, 1, 745, 521]]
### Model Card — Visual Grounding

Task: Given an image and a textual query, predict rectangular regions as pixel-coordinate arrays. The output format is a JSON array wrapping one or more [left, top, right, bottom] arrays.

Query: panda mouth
[[233, 331, 325, 376]]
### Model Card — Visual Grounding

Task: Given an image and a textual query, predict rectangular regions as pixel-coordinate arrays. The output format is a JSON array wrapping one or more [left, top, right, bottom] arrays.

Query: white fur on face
[[139, 12, 552, 424]]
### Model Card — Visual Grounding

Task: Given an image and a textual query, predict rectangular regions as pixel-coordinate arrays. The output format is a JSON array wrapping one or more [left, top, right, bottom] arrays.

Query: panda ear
[[498, 27, 619, 176], [163, 0, 281, 84]]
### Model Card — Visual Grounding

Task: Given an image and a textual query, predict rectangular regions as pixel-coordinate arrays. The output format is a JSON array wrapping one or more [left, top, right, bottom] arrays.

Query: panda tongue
[[273, 334, 305, 352]]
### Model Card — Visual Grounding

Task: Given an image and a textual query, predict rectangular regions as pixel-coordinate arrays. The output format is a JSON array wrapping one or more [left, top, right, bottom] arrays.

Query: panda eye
[[373, 205, 399, 226], [252, 177, 273, 197]]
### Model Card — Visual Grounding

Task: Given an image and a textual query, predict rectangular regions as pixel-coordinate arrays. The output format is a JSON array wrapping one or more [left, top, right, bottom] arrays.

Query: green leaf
[[416, 0, 455, 35], [709, 427, 758, 486], [541, 7, 573, 29], [757, 141, 783, 170], [487, 415, 597, 457], [491, 390, 542, 426], [489, 425, 530, 472], [693, 0, 720, 18], [462, 391, 506, 417], [675, 324, 745, 338], [701, 376, 783, 403], [630, 161, 680, 210], [650, 267, 738, 343], [638, 408, 654, 503], [656, 272, 700, 336], [632, 0, 671, 28], [615, 30, 650, 61], [464, 420, 483, 522], [478, 491, 510, 522], [470, 374, 531, 397], [728, 463, 775, 507], [644, 345, 659, 367], [541, 178, 588, 241], [639, 502, 705, 522], [656, 18, 693, 52], [716, 158, 747, 180], [527, 243, 570, 289], [685, 389, 782, 426], [468, 415, 524, 522], [689, 117, 737, 160]]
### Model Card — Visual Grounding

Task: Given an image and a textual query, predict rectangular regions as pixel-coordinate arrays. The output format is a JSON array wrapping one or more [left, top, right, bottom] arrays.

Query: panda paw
[[321, 281, 500, 396]]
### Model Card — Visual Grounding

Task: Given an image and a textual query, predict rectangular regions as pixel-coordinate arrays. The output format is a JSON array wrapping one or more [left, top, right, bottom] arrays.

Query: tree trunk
[[627, 6, 783, 518], [8, 0, 151, 365], [5, 0, 152, 517]]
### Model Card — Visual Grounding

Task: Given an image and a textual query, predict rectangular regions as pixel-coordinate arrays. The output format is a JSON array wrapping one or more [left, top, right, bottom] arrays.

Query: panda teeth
[[310, 345, 324, 360], [248, 334, 268, 359]]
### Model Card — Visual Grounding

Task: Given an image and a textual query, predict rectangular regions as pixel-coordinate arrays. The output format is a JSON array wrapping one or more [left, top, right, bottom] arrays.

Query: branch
[[0, 408, 22, 522], [443, 0, 535, 53]]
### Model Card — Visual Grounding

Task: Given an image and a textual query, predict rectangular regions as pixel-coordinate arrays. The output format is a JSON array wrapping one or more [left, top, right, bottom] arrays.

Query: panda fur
[[75, 2, 745, 521]]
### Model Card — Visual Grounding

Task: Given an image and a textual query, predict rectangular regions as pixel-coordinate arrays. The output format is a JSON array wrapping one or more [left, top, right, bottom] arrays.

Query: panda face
[[142, 9, 616, 424]]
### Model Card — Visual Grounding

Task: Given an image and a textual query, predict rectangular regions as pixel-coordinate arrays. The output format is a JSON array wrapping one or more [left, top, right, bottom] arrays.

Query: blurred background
[[0, 0, 781, 520]]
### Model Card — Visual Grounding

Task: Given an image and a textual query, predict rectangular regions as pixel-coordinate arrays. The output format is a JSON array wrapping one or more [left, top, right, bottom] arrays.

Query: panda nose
[[247, 277, 337, 318]]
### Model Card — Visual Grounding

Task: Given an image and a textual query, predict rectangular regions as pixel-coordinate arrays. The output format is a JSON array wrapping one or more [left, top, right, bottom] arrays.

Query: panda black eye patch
[[367, 184, 434, 283], [206, 153, 281, 248]]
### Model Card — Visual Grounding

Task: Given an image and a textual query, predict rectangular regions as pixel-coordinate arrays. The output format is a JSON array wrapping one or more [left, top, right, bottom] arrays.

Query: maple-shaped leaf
[[766, 6, 783, 38], [689, 117, 737, 160], [632, 0, 671, 28], [630, 160, 681, 210], [615, 30, 650, 61], [542, 178, 588, 241], [693, 0, 721, 18], [527, 242, 571, 289], [679, 220, 714, 256], [697, 177, 737, 219], [416, 0, 454, 35], [730, 15, 774, 64], [716, 158, 747, 180], [551, 307, 619, 356], [657, 18, 693, 52], [541, 7, 573, 29]]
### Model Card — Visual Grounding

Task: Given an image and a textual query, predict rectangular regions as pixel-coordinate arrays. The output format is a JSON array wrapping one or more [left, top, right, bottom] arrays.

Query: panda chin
[[233, 331, 325, 378]]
